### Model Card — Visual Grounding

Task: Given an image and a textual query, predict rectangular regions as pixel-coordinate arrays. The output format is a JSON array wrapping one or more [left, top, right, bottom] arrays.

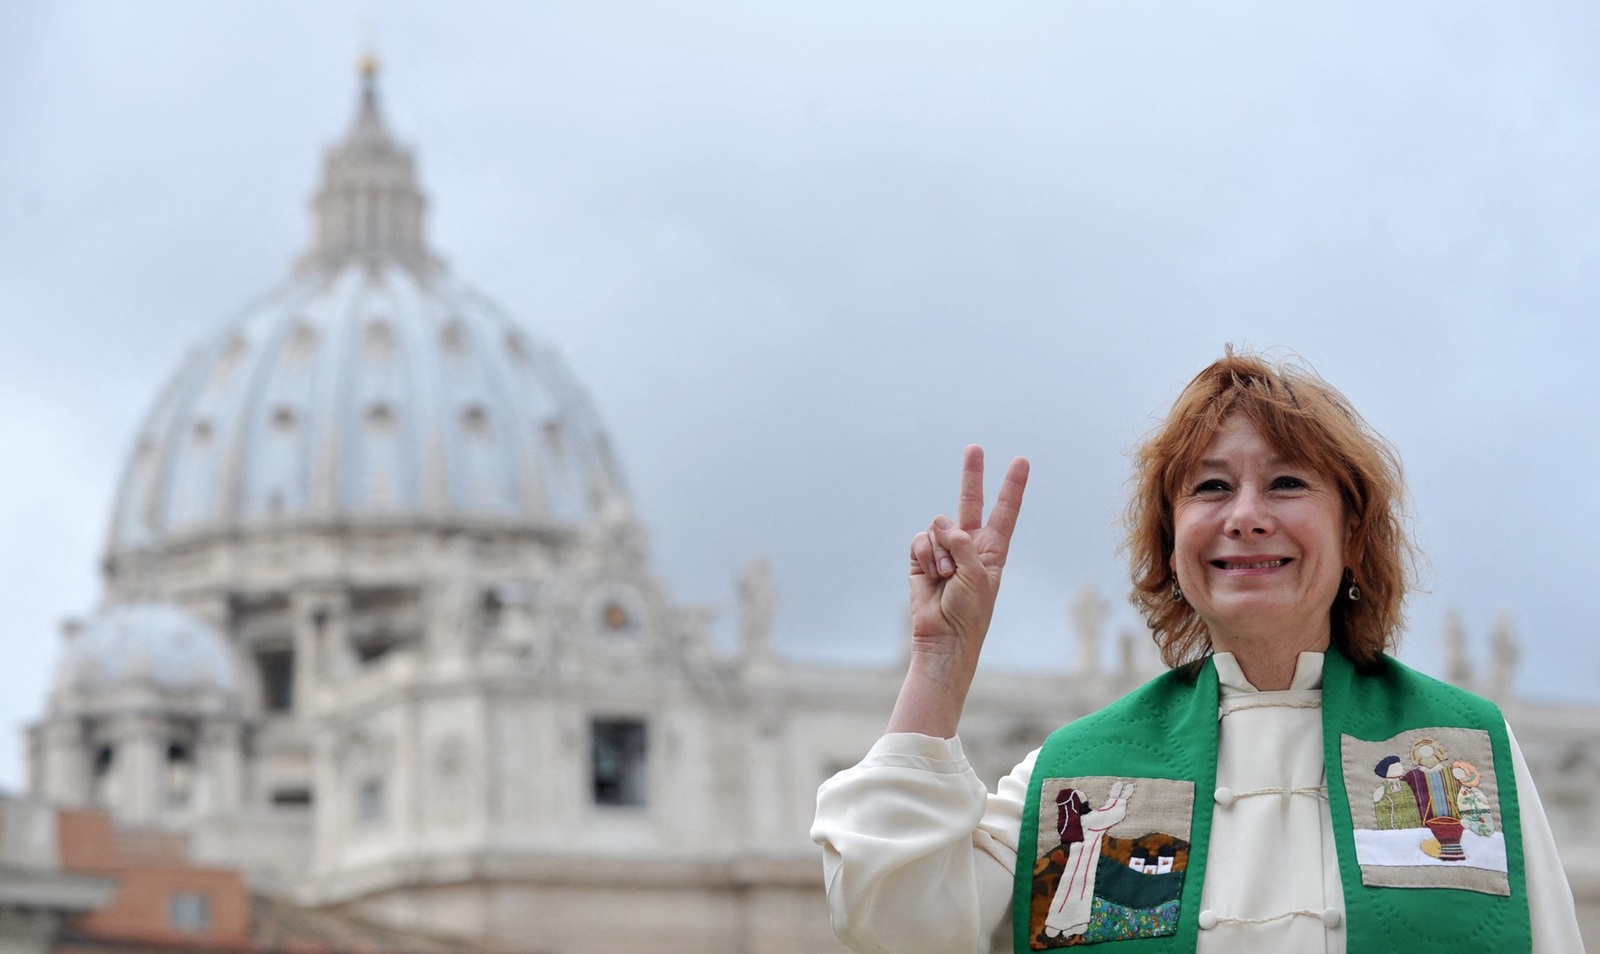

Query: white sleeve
[[1507, 723, 1586, 953], [810, 733, 1036, 954]]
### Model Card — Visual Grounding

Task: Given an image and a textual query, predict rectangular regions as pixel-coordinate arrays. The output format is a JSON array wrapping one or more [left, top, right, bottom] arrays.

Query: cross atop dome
[[300, 57, 440, 273]]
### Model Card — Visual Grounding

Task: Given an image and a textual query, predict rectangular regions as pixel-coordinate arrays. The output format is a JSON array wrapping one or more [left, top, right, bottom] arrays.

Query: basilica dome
[[53, 601, 237, 699], [107, 64, 628, 559]]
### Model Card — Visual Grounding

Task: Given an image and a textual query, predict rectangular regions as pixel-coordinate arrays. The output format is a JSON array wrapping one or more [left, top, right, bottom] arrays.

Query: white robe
[[810, 652, 1584, 953]]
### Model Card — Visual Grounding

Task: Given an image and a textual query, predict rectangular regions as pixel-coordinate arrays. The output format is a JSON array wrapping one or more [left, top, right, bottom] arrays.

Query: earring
[[1345, 568, 1361, 602], [1171, 580, 1183, 602]]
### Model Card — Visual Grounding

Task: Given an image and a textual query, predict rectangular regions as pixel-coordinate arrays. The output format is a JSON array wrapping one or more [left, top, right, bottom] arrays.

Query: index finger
[[957, 444, 985, 532], [984, 456, 1030, 541]]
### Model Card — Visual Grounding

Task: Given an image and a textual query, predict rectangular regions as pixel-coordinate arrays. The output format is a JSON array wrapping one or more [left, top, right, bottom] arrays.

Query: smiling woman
[[812, 348, 1584, 953]]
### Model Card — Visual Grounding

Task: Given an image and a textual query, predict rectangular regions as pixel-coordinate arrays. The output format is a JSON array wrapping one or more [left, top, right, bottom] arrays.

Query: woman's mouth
[[1211, 558, 1290, 570]]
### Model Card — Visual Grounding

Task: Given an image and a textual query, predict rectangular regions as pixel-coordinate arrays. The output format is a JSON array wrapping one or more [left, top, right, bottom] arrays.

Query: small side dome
[[56, 602, 237, 698]]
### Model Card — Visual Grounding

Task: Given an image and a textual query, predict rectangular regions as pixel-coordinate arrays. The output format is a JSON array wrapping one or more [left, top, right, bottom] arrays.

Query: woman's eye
[[1272, 476, 1308, 490], [1194, 479, 1229, 494]]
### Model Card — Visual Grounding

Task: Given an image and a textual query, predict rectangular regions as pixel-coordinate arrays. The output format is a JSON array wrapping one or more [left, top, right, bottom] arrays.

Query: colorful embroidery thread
[[1028, 776, 1194, 948]]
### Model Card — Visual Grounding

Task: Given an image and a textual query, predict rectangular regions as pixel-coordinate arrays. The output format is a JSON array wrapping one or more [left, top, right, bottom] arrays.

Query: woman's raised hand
[[890, 445, 1028, 736], [908, 445, 1030, 662]]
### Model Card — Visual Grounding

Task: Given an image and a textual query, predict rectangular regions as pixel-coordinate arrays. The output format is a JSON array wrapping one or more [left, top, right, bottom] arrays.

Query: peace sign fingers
[[956, 445, 986, 532], [985, 455, 1030, 548]]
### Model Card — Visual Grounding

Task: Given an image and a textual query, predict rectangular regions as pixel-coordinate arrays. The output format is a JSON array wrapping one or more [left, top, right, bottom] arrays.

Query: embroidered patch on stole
[[1339, 727, 1510, 895], [1026, 776, 1195, 948]]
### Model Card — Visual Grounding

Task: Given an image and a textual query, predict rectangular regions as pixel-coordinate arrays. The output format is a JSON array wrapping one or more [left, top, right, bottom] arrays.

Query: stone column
[[738, 559, 776, 667], [313, 589, 355, 696], [311, 726, 342, 877], [399, 692, 421, 854], [1071, 585, 1107, 678], [199, 720, 244, 813], [113, 716, 166, 824], [33, 720, 87, 807], [1489, 613, 1520, 701], [290, 589, 327, 721], [428, 537, 477, 662], [1442, 611, 1474, 689]]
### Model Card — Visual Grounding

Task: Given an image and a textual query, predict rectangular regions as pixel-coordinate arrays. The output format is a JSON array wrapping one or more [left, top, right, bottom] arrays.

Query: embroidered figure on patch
[[1340, 727, 1510, 896], [1452, 761, 1496, 837], [1029, 777, 1195, 948], [1371, 755, 1423, 831], [1404, 737, 1468, 861], [1043, 781, 1131, 940]]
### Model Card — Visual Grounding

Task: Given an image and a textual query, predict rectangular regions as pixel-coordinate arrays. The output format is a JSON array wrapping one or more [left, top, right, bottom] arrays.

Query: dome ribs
[[104, 66, 635, 584]]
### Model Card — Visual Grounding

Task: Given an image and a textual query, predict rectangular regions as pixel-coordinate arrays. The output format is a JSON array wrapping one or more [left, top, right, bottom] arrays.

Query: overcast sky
[[3, 2, 1598, 790]]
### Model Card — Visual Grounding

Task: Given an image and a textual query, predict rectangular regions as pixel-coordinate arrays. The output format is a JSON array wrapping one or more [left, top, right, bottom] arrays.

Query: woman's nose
[[1225, 486, 1272, 536]]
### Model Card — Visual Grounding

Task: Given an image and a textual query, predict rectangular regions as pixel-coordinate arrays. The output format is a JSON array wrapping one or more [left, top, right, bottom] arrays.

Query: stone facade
[[21, 64, 1600, 953]]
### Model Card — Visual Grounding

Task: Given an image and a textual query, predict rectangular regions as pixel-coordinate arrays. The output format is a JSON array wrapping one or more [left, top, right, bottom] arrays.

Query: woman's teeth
[[1215, 559, 1287, 569]]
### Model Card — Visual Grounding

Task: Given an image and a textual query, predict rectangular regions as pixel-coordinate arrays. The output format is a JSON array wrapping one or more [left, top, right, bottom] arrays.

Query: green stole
[[1012, 649, 1531, 951]]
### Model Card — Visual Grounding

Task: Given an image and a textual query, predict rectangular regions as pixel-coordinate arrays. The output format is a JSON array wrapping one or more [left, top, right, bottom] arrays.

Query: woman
[[811, 351, 1582, 952]]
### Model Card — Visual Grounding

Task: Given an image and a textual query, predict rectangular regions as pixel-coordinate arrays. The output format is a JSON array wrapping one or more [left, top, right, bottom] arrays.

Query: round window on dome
[[365, 402, 397, 433], [462, 405, 491, 439], [207, 335, 249, 392], [441, 319, 467, 354], [288, 320, 320, 361], [543, 421, 565, 463], [365, 320, 395, 357], [505, 330, 531, 363]]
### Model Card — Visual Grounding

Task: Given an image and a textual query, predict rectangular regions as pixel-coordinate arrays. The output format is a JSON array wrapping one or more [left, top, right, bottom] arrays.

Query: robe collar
[[1211, 650, 1325, 695]]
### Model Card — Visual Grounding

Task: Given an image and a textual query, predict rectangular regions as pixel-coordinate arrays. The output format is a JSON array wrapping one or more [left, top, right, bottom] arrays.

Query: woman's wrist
[[885, 644, 980, 737]]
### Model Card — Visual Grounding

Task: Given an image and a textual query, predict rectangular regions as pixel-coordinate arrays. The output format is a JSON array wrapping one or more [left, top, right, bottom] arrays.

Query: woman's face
[[1171, 415, 1350, 654]]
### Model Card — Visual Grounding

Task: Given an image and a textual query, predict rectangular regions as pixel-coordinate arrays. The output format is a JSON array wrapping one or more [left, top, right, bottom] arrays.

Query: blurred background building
[[8, 64, 1599, 953]]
